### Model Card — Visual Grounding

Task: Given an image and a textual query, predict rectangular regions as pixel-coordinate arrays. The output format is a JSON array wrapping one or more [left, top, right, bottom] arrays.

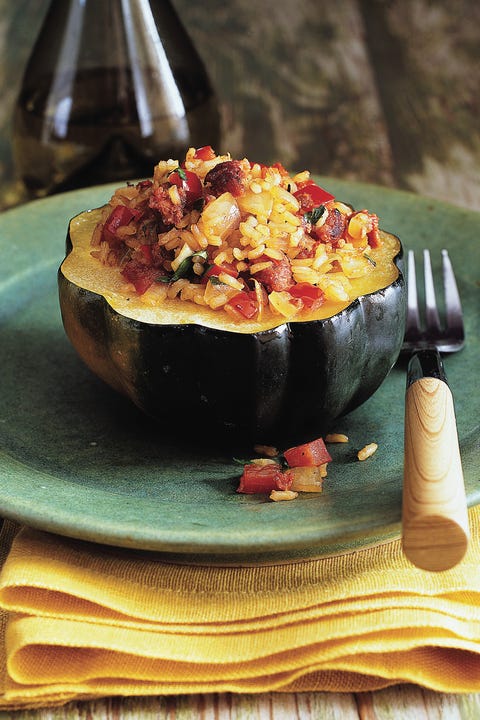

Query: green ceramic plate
[[0, 180, 479, 564]]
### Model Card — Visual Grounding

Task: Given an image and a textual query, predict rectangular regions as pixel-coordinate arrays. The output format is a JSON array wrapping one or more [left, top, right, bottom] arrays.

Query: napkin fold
[[1, 506, 480, 709]]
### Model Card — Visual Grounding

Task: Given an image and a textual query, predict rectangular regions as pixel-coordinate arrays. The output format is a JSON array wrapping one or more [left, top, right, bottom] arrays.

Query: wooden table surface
[[1, 0, 479, 717], [0, 688, 478, 719]]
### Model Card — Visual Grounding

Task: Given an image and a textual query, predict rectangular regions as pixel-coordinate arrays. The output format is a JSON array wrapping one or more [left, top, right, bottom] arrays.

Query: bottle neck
[[13, 0, 220, 196], [25, 0, 198, 78]]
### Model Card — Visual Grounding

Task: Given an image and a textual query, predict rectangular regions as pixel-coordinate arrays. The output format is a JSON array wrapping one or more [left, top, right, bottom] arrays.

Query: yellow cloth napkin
[[0, 506, 480, 710]]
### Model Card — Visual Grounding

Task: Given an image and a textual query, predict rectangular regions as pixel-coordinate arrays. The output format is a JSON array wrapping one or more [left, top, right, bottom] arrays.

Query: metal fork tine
[[442, 249, 465, 343], [402, 248, 464, 353], [423, 249, 442, 334], [405, 250, 421, 337]]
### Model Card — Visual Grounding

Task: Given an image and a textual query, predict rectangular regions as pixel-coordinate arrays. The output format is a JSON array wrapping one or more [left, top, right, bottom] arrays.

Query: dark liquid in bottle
[[14, 67, 220, 196]]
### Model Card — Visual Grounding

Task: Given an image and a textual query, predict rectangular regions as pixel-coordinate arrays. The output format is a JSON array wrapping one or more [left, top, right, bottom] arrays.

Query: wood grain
[[403, 377, 469, 571], [2, 690, 480, 720]]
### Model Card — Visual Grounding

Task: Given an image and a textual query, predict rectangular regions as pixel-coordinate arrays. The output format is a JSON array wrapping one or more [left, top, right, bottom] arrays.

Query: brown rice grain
[[326, 433, 349, 443], [357, 443, 378, 461], [269, 490, 298, 502]]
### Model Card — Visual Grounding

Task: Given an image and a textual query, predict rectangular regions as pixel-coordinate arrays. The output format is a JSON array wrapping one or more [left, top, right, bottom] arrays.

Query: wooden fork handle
[[402, 372, 469, 571]]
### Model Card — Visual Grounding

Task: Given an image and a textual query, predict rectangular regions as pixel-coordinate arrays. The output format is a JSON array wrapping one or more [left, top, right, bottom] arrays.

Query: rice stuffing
[[90, 146, 383, 322]]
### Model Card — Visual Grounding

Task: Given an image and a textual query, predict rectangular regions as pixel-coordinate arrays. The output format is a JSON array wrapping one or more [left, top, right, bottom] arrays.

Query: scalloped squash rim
[[61, 206, 403, 334]]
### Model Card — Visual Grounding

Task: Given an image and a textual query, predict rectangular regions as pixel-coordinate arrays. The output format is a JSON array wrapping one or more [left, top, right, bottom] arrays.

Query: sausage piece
[[255, 256, 293, 292], [204, 160, 245, 197], [313, 208, 347, 246]]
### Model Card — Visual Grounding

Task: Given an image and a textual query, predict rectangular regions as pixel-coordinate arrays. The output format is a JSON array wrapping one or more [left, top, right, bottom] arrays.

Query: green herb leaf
[[209, 275, 224, 286], [304, 204, 327, 225], [156, 249, 205, 285], [170, 255, 194, 282], [192, 249, 208, 262], [364, 253, 377, 267], [171, 248, 210, 282], [168, 166, 187, 182]]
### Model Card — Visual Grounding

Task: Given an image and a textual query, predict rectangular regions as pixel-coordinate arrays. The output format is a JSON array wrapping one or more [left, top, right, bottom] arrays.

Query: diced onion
[[199, 192, 241, 242]]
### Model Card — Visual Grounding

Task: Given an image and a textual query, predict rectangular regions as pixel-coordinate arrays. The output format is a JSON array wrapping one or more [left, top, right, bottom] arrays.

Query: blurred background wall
[[1, 0, 479, 210]]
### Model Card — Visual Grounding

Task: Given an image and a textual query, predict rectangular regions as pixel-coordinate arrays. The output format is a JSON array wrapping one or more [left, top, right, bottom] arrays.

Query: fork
[[402, 249, 469, 572]]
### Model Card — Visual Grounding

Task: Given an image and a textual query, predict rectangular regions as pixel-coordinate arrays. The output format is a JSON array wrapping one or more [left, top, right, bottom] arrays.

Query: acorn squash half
[[58, 207, 405, 446]]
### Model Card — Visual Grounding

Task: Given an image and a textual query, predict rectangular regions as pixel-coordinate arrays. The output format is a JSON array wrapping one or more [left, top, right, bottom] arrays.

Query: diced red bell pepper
[[102, 205, 141, 245], [294, 181, 335, 212], [169, 168, 203, 205], [138, 244, 153, 263], [194, 145, 216, 161], [203, 262, 239, 281], [226, 290, 258, 319], [367, 213, 381, 248], [283, 437, 332, 467], [121, 262, 159, 295], [288, 282, 325, 310], [237, 463, 292, 494]]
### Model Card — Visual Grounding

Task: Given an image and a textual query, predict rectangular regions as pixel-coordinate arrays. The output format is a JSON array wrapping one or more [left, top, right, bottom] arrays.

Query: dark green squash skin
[[58, 222, 406, 447]]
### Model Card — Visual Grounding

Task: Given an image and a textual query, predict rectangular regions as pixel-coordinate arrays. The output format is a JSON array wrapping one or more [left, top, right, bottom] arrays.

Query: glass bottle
[[12, 0, 220, 198]]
